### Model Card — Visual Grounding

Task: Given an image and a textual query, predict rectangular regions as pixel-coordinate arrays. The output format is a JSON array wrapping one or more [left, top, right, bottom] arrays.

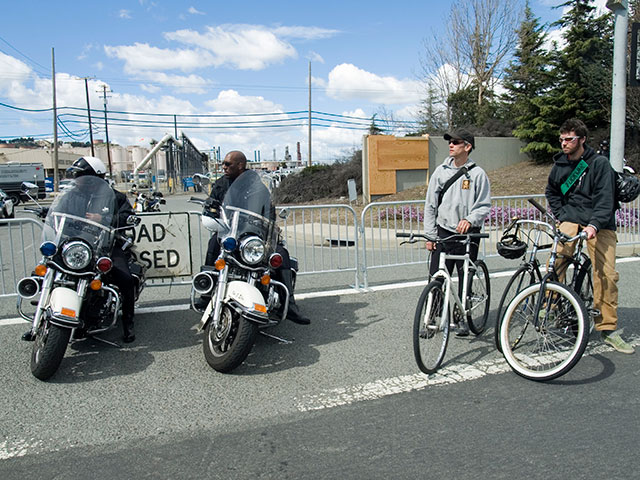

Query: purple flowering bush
[[377, 205, 424, 223], [376, 204, 640, 229]]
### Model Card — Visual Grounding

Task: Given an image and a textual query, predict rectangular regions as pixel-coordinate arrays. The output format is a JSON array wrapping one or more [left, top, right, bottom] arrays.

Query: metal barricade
[[277, 204, 359, 288], [0, 218, 43, 297], [359, 200, 428, 288]]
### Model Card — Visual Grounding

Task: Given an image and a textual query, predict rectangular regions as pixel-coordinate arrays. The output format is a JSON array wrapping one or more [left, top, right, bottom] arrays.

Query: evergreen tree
[[550, 0, 613, 131], [503, 1, 557, 163]]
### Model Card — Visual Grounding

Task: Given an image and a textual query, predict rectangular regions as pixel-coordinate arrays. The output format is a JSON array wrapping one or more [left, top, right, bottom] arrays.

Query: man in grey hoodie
[[424, 129, 491, 335]]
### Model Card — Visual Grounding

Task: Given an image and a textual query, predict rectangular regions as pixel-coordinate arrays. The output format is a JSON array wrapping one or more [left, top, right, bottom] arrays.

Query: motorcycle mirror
[[160, 199, 166, 205], [21, 181, 39, 197], [127, 215, 141, 226], [278, 208, 290, 220]]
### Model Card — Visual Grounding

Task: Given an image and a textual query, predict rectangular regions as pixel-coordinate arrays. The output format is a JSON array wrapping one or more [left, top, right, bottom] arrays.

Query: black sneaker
[[454, 321, 470, 337]]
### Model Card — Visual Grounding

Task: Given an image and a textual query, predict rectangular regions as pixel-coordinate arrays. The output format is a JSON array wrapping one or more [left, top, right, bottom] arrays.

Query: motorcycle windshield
[[221, 170, 276, 245], [43, 176, 116, 255]]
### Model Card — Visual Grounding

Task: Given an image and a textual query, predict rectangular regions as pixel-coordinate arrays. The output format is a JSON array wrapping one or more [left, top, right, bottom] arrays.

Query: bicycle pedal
[[588, 308, 600, 317]]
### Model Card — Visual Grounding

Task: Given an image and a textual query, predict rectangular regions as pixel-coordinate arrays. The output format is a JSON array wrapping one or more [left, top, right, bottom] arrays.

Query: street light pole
[[607, 0, 628, 172]]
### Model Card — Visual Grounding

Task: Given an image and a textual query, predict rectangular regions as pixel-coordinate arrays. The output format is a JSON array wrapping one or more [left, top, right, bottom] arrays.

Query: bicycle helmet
[[616, 171, 640, 203], [497, 234, 527, 259], [66, 156, 107, 179]]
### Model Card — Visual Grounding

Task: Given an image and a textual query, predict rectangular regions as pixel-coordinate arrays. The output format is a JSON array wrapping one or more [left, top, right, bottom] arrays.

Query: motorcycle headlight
[[61, 241, 92, 270], [239, 237, 265, 265]]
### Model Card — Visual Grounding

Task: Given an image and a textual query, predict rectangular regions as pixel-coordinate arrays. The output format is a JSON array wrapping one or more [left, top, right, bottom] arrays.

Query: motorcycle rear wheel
[[30, 322, 71, 381], [203, 305, 258, 373]]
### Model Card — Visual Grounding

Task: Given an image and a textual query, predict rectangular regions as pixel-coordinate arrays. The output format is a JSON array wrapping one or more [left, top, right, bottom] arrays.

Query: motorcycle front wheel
[[30, 322, 71, 381], [203, 305, 258, 373]]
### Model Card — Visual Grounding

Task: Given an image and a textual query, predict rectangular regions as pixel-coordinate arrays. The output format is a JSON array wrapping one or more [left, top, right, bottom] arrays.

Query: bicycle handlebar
[[396, 232, 489, 243]]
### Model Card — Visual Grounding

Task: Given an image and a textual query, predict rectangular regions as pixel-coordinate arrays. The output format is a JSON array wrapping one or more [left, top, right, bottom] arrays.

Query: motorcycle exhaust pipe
[[17, 277, 41, 299], [192, 271, 215, 295]]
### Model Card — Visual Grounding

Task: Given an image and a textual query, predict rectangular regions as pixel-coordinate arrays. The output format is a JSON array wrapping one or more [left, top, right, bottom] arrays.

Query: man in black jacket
[[546, 119, 633, 354], [197, 150, 309, 325]]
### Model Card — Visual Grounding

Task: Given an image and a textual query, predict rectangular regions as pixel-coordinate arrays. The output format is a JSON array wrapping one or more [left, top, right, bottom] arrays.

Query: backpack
[[615, 170, 640, 203]]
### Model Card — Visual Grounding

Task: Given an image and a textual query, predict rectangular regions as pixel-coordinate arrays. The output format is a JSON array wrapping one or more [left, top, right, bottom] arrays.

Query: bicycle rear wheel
[[413, 281, 450, 374], [466, 260, 490, 335], [494, 265, 537, 351], [500, 281, 589, 381], [571, 254, 595, 332]]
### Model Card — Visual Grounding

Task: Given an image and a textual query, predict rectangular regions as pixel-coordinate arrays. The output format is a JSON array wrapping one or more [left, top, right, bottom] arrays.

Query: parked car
[[0, 188, 15, 219]]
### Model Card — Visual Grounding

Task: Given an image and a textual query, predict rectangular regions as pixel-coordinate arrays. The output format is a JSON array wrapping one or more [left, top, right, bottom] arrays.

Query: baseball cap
[[444, 129, 475, 149]]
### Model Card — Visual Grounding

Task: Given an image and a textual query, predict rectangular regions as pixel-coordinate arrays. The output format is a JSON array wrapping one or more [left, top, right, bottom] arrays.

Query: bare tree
[[419, 0, 522, 125]]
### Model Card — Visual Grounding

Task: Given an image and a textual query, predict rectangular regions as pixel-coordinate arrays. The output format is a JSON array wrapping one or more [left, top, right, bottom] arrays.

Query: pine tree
[[503, 1, 557, 162], [551, 0, 613, 131]]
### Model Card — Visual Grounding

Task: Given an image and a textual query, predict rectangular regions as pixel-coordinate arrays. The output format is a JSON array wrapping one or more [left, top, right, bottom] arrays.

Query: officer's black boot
[[286, 299, 310, 325], [122, 316, 135, 343]]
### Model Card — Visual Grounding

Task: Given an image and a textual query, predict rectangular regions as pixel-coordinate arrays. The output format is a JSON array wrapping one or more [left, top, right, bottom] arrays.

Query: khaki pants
[[554, 222, 619, 331]]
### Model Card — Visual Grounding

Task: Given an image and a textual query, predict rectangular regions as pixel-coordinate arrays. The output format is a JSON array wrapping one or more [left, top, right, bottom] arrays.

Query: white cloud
[[271, 26, 339, 40], [188, 6, 205, 15], [104, 43, 214, 73], [326, 63, 422, 105], [204, 89, 283, 113], [134, 71, 211, 94], [307, 51, 325, 64], [119, 9, 132, 19], [164, 25, 298, 70]]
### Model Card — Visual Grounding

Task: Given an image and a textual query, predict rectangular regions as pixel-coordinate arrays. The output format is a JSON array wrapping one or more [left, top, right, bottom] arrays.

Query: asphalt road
[[1, 194, 639, 479], [1, 256, 639, 479]]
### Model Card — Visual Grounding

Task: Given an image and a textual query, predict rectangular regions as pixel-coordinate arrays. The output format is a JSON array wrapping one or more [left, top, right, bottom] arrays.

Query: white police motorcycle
[[17, 177, 145, 380], [190, 170, 298, 373]]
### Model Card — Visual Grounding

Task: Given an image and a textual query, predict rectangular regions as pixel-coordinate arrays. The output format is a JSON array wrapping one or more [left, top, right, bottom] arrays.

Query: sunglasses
[[559, 136, 581, 144], [222, 161, 233, 167], [448, 139, 465, 146]]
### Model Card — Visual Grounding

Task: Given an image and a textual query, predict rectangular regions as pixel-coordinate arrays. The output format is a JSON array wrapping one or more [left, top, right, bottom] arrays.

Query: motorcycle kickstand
[[259, 331, 293, 344], [87, 334, 122, 348]]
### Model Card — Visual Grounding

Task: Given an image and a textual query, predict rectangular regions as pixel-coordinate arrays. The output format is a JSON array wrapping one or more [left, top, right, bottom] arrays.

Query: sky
[[0, 0, 610, 164]]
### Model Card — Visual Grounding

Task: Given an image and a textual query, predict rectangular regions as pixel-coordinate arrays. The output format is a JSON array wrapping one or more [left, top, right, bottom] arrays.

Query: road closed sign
[[132, 212, 192, 278]]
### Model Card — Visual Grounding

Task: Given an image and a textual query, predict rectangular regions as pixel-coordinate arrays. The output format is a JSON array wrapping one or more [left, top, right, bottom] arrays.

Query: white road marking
[[294, 337, 640, 412]]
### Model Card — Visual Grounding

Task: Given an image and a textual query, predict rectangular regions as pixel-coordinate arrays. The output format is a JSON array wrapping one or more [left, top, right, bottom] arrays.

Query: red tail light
[[269, 253, 283, 268], [97, 257, 113, 273]]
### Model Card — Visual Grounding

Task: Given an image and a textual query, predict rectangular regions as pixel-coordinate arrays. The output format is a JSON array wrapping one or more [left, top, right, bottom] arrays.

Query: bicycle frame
[[430, 247, 476, 327]]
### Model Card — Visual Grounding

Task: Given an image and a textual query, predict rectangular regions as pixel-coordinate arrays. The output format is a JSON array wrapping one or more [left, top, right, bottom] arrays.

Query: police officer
[[197, 150, 310, 325], [66, 157, 138, 343]]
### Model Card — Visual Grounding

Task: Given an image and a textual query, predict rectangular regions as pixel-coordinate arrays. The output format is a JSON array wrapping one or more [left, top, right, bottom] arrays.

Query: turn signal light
[[90, 279, 102, 290], [254, 303, 267, 313], [60, 307, 76, 318], [215, 258, 226, 271], [34, 264, 47, 276], [260, 274, 271, 285]]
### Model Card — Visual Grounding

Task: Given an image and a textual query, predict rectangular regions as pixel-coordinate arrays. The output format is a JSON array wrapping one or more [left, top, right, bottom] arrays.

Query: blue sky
[[0, 0, 607, 163]]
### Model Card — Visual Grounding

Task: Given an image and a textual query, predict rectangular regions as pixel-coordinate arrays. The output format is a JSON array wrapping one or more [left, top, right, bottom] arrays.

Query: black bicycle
[[497, 199, 592, 381], [495, 199, 596, 352]]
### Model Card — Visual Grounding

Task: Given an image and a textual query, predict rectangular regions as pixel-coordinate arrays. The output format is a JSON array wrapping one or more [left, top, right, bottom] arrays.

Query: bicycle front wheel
[[500, 281, 589, 381], [494, 265, 537, 351], [413, 281, 450, 374], [466, 260, 490, 335]]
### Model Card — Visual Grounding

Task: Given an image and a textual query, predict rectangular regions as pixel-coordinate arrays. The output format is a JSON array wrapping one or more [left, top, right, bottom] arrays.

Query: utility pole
[[80, 77, 95, 156], [308, 61, 312, 167], [98, 85, 113, 178], [51, 47, 59, 192], [607, 0, 628, 172]]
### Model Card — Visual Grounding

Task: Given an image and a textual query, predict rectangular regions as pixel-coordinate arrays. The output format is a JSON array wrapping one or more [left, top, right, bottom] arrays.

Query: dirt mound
[[273, 157, 550, 205]]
